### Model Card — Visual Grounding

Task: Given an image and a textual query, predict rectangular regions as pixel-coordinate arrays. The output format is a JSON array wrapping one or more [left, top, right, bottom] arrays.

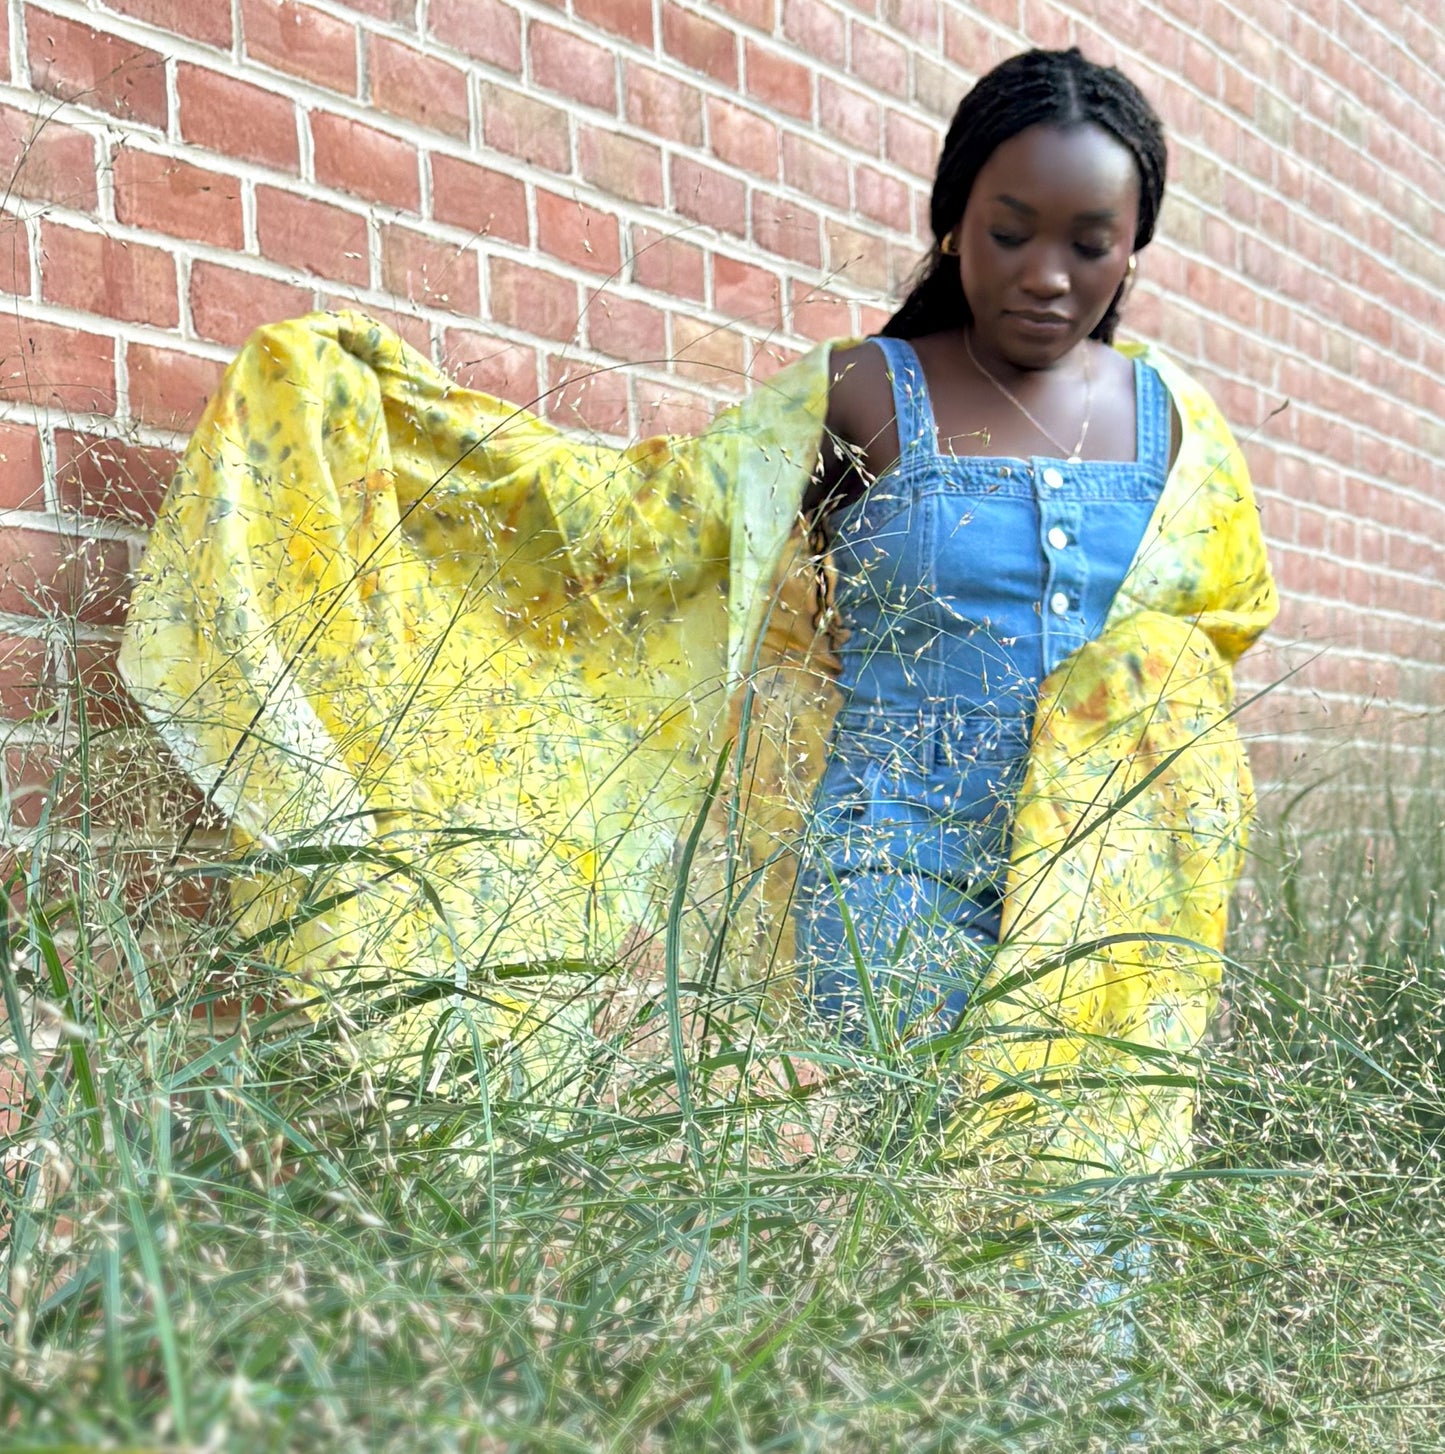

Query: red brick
[[629, 225, 705, 301], [886, 110, 940, 180], [39, 223, 174, 329], [575, 0, 653, 44], [256, 186, 369, 286], [126, 343, 225, 431], [0, 315, 115, 414], [112, 148, 244, 248], [913, 53, 965, 120], [671, 314, 746, 389], [1202, 213, 1237, 267], [537, 192, 622, 277], [3, 742, 71, 831], [0, 634, 53, 722], [380, 226, 480, 313], [312, 112, 420, 210], [1222, 61, 1255, 119], [26, 8, 167, 128], [189, 261, 315, 347], [177, 64, 300, 173], [0, 421, 44, 510], [430, 153, 528, 244], [544, 355, 630, 437], [789, 280, 851, 342], [855, 163, 911, 230], [579, 125, 664, 207], [54, 429, 176, 525], [240, 0, 358, 95], [710, 0, 773, 29], [428, 0, 522, 71], [335, 0, 419, 23], [585, 293, 666, 363], [1020, 0, 1068, 46], [442, 327, 540, 405], [636, 376, 712, 435], [1223, 173, 1260, 230], [488, 258, 579, 342], [662, 4, 738, 87], [751, 191, 821, 266], [743, 42, 811, 121], [114, 844, 228, 920], [826, 221, 890, 293], [671, 156, 747, 238], [369, 35, 470, 140], [0, 104, 98, 210], [782, 133, 849, 210], [820, 79, 881, 153], [713, 255, 781, 328], [530, 22, 617, 111], [100, 0, 234, 46], [707, 97, 778, 179], [481, 85, 571, 173], [850, 22, 908, 98], [781, 0, 844, 67], [857, 303, 892, 335], [624, 63, 705, 148], [0, 225, 28, 298], [0, 527, 130, 626]]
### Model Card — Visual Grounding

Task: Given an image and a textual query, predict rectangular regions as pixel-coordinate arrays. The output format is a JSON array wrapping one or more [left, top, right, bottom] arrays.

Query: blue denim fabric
[[797, 336, 1170, 1037]]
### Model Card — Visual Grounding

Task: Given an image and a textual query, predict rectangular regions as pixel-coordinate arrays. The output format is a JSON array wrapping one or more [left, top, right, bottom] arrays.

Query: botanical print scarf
[[118, 311, 1276, 1180]]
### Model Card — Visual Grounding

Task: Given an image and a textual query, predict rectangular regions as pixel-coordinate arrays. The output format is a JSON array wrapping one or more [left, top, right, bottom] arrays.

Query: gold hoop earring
[[939, 232, 959, 256], [1117, 254, 1139, 307]]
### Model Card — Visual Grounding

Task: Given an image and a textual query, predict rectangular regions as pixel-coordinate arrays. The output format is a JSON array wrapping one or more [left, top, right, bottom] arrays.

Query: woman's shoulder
[[822, 338, 895, 464], [825, 338, 887, 408]]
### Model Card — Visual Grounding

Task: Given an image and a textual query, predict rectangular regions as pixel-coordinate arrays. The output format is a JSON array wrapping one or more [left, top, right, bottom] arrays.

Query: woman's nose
[[1019, 248, 1070, 298]]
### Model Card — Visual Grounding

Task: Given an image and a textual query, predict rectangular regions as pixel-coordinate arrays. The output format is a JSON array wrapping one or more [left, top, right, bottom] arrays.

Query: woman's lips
[[1005, 312, 1072, 336]]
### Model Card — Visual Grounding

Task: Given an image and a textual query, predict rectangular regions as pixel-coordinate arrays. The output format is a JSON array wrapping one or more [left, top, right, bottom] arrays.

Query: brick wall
[[0, 0, 1441, 852]]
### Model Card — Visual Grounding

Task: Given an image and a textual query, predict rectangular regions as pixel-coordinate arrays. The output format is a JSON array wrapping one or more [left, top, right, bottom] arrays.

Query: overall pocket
[[807, 707, 933, 870]]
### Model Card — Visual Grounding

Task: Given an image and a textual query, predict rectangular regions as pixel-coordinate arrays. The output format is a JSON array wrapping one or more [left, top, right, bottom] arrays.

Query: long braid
[[883, 48, 1168, 344]]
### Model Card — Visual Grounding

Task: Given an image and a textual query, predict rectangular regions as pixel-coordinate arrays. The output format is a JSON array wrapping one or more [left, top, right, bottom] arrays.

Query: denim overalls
[[797, 335, 1171, 1035]]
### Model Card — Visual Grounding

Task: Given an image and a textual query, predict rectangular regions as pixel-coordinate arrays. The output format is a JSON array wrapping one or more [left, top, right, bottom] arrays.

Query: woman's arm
[[801, 342, 892, 525], [802, 343, 860, 523]]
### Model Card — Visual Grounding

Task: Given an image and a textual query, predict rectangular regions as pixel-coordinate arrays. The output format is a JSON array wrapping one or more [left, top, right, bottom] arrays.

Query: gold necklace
[[963, 329, 1093, 463]]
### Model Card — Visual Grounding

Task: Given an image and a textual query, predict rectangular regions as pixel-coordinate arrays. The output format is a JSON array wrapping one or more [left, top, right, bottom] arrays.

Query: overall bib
[[797, 335, 1171, 1036]]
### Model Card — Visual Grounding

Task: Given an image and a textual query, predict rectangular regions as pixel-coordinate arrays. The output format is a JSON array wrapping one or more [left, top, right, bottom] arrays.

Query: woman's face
[[951, 122, 1141, 369]]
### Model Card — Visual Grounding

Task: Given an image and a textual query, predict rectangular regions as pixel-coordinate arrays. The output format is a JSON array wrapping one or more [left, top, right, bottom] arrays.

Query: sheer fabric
[[118, 310, 1276, 1179]]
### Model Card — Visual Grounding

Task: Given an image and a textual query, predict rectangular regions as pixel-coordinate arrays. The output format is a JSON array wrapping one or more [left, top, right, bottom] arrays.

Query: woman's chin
[[968, 315, 1084, 372], [996, 334, 1080, 372]]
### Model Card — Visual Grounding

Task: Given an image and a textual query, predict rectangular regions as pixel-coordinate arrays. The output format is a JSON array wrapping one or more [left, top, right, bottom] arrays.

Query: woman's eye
[[1074, 243, 1111, 259], [989, 232, 1026, 248]]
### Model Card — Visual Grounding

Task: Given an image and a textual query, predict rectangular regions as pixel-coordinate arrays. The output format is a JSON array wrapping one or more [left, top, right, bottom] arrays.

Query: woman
[[786, 51, 1276, 1183], [795, 49, 1182, 1039], [118, 48, 1275, 1183]]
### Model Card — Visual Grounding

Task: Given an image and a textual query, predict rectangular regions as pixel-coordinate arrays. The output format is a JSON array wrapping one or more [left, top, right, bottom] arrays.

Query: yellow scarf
[[118, 311, 1276, 1176]]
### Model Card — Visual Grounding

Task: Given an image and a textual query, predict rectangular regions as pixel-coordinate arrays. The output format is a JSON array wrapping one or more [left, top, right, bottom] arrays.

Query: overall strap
[[871, 336, 939, 462], [1132, 357, 1172, 479]]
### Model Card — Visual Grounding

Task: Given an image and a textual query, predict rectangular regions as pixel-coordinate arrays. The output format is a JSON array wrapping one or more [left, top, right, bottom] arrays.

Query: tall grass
[[2, 632, 1444, 1452]]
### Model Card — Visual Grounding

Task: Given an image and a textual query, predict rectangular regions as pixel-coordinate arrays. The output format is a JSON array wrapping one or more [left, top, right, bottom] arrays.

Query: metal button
[[1047, 526, 1070, 550], [1049, 590, 1070, 616], [1041, 466, 1064, 489]]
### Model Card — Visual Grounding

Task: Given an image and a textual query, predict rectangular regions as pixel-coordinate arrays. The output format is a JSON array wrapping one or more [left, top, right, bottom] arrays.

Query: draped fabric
[[972, 346, 1278, 1182], [117, 311, 1275, 1174]]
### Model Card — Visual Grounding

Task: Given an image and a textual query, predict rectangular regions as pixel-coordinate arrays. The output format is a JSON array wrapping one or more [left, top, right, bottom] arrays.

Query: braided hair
[[883, 48, 1167, 344]]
